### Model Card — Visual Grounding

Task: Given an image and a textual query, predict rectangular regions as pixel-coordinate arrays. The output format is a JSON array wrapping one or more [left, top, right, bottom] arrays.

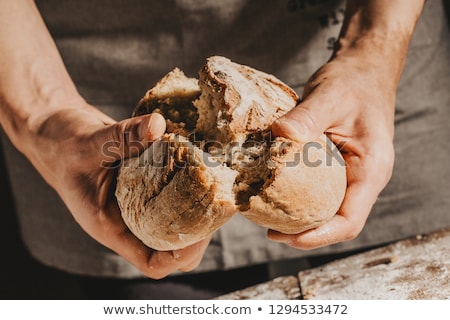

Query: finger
[[95, 113, 166, 166], [95, 204, 207, 279], [104, 199, 210, 278], [268, 147, 393, 249], [268, 179, 375, 250], [176, 237, 212, 272], [137, 113, 167, 142], [272, 97, 333, 144]]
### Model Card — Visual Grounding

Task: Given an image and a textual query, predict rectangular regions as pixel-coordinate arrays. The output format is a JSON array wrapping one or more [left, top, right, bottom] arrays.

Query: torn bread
[[116, 56, 346, 251]]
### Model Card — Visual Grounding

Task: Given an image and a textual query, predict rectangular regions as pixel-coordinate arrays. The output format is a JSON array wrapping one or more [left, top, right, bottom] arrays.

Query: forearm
[[333, 0, 425, 87], [0, 0, 85, 153]]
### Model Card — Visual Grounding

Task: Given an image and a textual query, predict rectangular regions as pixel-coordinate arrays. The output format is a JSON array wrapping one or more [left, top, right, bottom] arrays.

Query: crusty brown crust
[[116, 134, 237, 251]]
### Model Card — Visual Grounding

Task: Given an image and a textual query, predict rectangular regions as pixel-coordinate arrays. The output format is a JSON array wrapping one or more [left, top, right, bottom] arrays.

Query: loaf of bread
[[115, 56, 346, 251]]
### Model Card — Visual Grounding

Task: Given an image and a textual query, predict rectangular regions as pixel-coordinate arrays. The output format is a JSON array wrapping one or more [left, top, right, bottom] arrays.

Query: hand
[[27, 103, 210, 279], [267, 0, 425, 250], [270, 55, 395, 249]]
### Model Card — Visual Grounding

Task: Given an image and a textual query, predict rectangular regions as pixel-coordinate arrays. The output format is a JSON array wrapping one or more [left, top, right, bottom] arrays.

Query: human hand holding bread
[[116, 49, 402, 255], [268, 0, 424, 250], [116, 56, 347, 251], [270, 57, 396, 250]]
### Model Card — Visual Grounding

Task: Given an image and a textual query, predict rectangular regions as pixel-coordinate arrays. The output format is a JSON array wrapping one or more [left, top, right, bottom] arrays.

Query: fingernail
[[273, 118, 308, 143], [139, 113, 166, 141]]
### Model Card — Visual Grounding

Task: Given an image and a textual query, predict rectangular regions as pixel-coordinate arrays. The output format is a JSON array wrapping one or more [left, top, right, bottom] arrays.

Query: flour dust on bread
[[115, 56, 346, 251]]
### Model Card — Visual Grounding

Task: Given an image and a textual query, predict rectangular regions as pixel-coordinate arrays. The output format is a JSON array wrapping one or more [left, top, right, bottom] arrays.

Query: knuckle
[[299, 108, 320, 134], [376, 142, 395, 168], [106, 122, 123, 149], [342, 218, 366, 242], [144, 269, 170, 280], [364, 140, 395, 187], [377, 149, 395, 185], [343, 226, 362, 242], [144, 254, 178, 279]]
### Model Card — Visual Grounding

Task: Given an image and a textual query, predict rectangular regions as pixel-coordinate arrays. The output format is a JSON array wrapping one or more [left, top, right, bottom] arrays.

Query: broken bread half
[[115, 56, 346, 251]]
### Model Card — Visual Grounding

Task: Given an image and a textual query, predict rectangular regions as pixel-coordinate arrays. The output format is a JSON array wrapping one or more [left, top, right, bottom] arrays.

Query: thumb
[[97, 113, 166, 166], [272, 99, 331, 143]]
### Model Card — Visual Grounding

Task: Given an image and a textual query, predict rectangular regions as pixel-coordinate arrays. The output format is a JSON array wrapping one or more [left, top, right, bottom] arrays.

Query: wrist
[[331, 0, 424, 87], [332, 34, 406, 89], [0, 80, 85, 152]]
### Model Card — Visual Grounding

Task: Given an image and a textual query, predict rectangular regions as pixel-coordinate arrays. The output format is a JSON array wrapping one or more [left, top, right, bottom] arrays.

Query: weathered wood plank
[[299, 228, 450, 299], [214, 275, 301, 300]]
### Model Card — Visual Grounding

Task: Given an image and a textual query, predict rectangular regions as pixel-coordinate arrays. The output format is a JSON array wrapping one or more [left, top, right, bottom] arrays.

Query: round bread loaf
[[115, 56, 346, 250]]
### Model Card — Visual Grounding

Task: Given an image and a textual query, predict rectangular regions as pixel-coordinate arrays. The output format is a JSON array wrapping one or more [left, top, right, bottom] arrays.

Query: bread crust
[[116, 134, 237, 251], [195, 56, 299, 143]]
